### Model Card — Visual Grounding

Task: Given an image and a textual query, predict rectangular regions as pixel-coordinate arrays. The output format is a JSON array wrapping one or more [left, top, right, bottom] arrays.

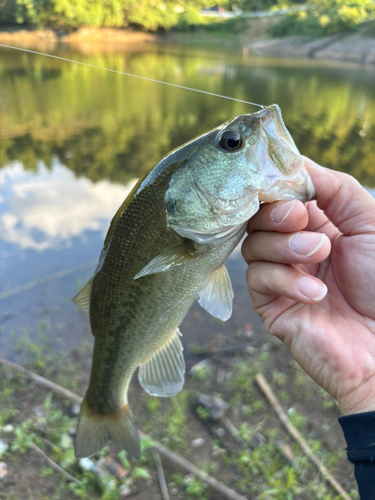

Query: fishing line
[[0, 43, 265, 109]]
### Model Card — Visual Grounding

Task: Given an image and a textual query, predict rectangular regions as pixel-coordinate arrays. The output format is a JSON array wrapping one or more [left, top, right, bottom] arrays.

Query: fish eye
[[218, 130, 243, 152]]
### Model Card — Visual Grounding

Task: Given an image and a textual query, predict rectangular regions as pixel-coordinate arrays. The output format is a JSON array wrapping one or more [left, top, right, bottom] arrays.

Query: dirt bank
[[173, 16, 375, 66], [244, 32, 375, 65], [1, 23, 375, 65], [0, 26, 155, 50]]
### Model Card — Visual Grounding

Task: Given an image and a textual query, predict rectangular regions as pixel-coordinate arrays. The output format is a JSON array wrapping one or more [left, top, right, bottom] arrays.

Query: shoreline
[[242, 32, 375, 66], [0, 25, 375, 65], [0, 26, 156, 48]]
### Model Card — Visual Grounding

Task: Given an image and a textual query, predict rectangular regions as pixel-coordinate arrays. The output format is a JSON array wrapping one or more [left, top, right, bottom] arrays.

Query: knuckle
[[246, 261, 261, 284], [247, 261, 275, 292], [338, 171, 357, 185], [337, 171, 363, 195], [241, 235, 250, 262], [241, 233, 260, 263]]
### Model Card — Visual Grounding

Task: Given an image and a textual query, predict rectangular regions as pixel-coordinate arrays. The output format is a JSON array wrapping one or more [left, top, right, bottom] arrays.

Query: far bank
[[1, 20, 375, 66]]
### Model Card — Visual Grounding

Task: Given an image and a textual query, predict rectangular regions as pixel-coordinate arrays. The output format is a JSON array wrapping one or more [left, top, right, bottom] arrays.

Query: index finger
[[247, 199, 308, 234]]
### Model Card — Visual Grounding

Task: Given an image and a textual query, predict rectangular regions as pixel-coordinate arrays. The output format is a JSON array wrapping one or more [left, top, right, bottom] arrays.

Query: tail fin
[[74, 399, 140, 460]]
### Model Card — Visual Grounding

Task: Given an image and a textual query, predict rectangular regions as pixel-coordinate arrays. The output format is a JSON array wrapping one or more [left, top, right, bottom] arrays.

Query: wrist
[[338, 397, 375, 416]]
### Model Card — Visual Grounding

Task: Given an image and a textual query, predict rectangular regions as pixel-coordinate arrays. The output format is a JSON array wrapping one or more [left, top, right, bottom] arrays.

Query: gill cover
[[165, 104, 314, 245]]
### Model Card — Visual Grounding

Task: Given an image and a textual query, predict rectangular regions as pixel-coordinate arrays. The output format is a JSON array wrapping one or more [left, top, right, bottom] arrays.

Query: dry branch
[[255, 372, 351, 500], [151, 439, 247, 500], [0, 260, 97, 300], [0, 356, 82, 404], [29, 442, 80, 484], [222, 416, 250, 450], [152, 450, 170, 500], [0, 356, 247, 500]]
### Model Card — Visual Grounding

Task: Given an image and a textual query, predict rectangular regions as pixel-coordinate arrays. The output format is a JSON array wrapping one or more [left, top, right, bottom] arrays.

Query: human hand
[[241, 158, 375, 415]]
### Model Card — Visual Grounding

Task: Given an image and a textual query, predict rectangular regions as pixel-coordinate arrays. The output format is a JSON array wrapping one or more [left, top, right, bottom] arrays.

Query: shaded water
[[1, 41, 375, 359]]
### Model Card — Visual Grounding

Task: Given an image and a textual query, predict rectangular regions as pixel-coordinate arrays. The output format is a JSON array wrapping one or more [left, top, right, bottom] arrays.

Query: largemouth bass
[[74, 104, 315, 459]]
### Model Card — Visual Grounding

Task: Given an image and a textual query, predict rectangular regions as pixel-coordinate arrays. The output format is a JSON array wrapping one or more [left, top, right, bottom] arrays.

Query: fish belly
[[87, 227, 244, 409]]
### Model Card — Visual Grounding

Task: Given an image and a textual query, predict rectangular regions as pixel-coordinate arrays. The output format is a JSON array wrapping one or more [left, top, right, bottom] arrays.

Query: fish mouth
[[258, 171, 316, 204], [254, 104, 316, 203]]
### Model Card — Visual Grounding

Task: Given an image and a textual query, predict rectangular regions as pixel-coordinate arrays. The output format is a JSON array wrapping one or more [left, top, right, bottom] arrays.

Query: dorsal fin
[[138, 329, 185, 397], [73, 278, 92, 315], [197, 264, 233, 321]]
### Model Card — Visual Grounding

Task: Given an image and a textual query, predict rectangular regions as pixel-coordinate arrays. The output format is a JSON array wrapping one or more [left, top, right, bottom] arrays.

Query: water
[[1, 41, 375, 360]]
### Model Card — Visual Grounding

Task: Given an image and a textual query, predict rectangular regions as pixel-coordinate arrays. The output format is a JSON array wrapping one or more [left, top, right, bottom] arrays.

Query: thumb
[[304, 158, 375, 236]]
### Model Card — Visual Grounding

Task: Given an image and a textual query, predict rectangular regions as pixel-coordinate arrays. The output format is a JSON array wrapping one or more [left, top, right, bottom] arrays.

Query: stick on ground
[[255, 372, 350, 500], [29, 442, 81, 484], [0, 356, 247, 500], [0, 356, 82, 404], [152, 450, 170, 500]]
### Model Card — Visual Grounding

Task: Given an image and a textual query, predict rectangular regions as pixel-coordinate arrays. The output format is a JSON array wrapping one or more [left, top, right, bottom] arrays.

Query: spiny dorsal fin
[[197, 264, 233, 321], [134, 242, 198, 280], [73, 278, 93, 315], [138, 329, 185, 397]]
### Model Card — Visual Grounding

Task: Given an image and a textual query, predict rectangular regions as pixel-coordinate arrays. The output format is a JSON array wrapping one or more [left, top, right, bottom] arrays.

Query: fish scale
[[73, 104, 315, 459]]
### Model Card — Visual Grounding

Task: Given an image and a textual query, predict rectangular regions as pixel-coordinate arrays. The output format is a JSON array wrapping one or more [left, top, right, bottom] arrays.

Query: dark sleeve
[[338, 411, 375, 499]]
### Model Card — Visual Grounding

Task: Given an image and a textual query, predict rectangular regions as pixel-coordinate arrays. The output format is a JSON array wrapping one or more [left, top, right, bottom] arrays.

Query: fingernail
[[290, 233, 325, 257], [270, 200, 296, 223], [297, 276, 327, 301]]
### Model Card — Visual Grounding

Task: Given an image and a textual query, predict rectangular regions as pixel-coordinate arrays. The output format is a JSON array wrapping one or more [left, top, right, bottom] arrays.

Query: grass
[[0, 327, 360, 499]]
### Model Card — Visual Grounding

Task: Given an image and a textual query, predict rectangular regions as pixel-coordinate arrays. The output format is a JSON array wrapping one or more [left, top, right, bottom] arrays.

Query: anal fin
[[139, 329, 185, 397], [197, 264, 233, 321], [73, 278, 92, 315]]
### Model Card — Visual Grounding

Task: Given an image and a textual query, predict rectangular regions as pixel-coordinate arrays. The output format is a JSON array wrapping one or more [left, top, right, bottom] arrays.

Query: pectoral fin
[[73, 278, 92, 315], [197, 265, 233, 321], [138, 329, 185, 397], [134, 242, 198, 280]]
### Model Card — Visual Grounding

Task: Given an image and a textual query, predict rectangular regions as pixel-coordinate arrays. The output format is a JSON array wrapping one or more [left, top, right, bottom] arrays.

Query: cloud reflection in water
[[0, 159, 138, 252]]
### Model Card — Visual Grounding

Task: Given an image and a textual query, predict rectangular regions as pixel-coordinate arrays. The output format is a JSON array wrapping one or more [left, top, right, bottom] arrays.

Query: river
[[1, 41, 375, 360]]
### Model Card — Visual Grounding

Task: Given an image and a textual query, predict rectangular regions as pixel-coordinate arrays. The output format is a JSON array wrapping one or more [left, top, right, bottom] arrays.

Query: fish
[[73, 104, 315, 460]]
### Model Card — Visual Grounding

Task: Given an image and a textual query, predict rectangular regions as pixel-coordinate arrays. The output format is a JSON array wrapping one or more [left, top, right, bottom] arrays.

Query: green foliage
[[0, 0, 218, 31], [185, 477, 208, 498], [145, 396, 161, 414], [131, 466, 151, 480], [125, 0, 182, 31], [161, 393, 188, 450], [140, 434, 155, 452], [39, 466, 54, 477], [191, 362, 212, 382], [0, 0, 18, 24], [223, 0, 281, 12], [14, 0, 54, 28], [196, 405, 210, 421], [287, 408, 307, 430], [0, 370, 21, 427], [125, 0, 218, 31], [66, 0, 128, 28], [11, 419, 36, 453], [272, 0, 375, 37]]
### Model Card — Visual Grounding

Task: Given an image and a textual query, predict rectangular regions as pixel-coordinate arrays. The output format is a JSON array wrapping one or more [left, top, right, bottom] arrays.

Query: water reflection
[[1, 44, 375, 186], [1, 42, 375, 357], [0, 160, 137, 252]]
